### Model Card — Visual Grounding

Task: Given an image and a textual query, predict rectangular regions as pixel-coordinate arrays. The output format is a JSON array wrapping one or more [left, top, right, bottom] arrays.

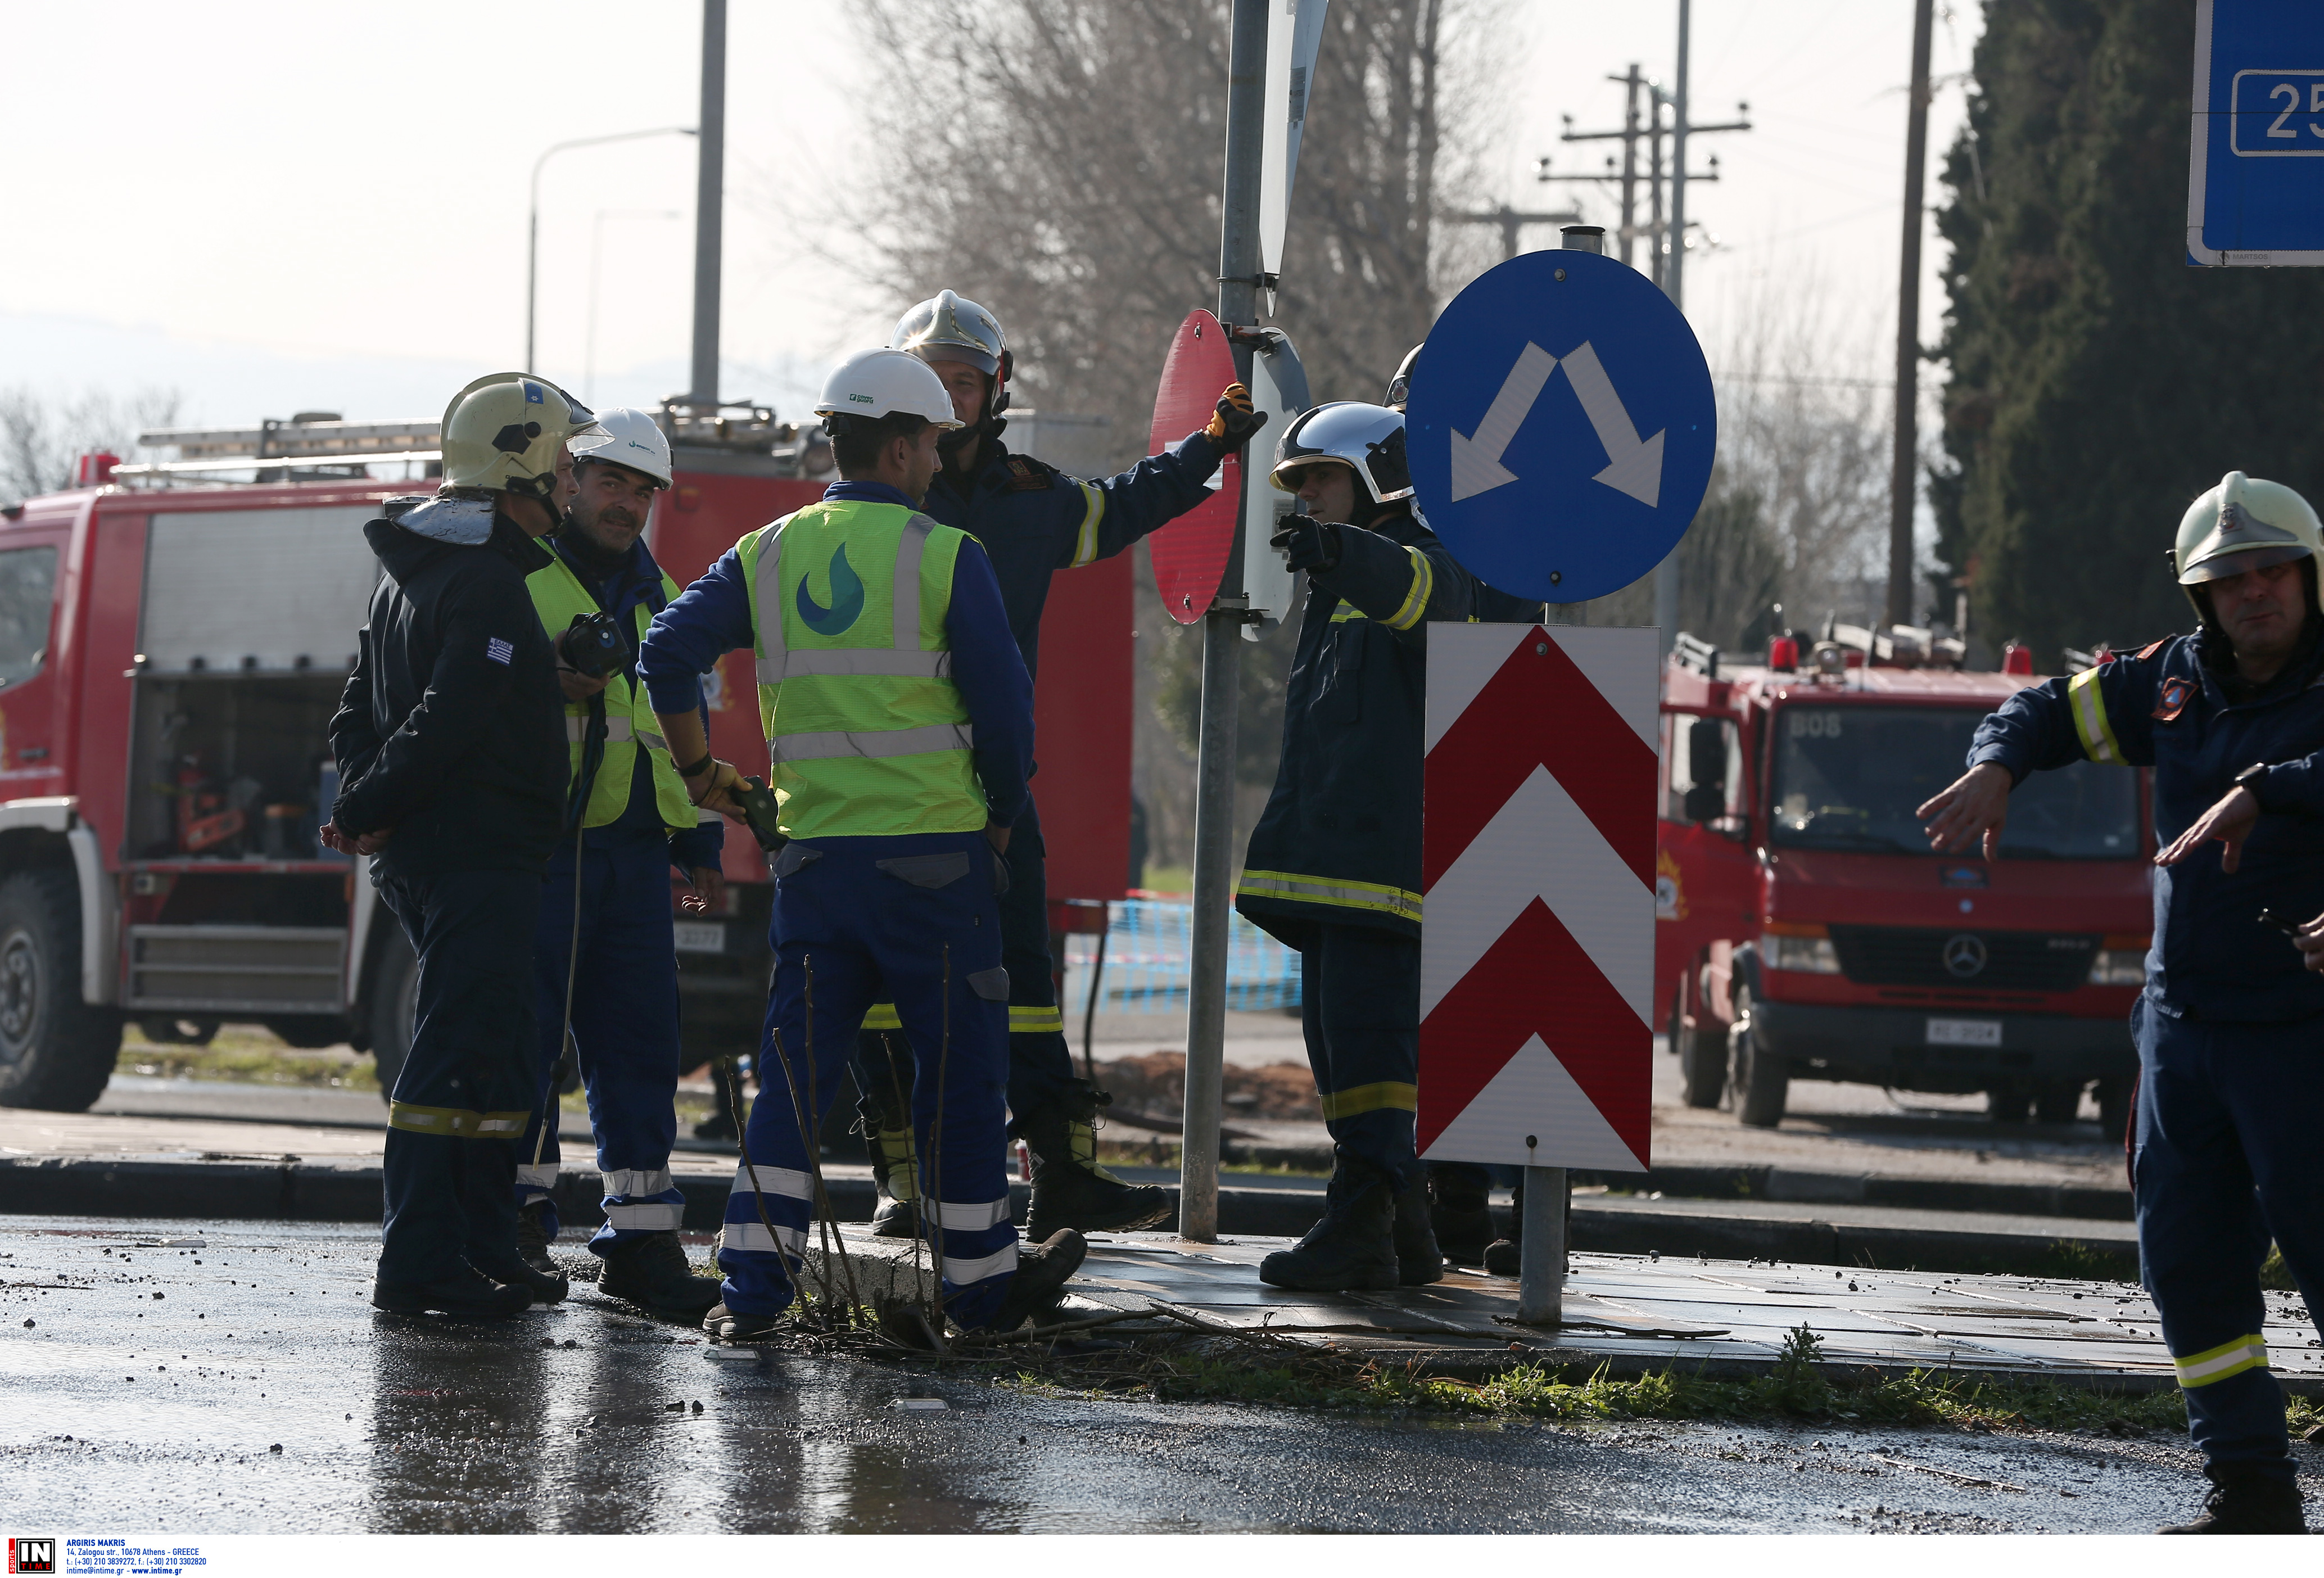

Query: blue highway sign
[[1406, 247, 1716, 604], [2189, 0, 2324, 264]]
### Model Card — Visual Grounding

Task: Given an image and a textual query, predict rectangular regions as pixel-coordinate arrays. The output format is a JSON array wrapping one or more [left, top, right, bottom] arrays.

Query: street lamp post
[[527, 126, 697, 373]]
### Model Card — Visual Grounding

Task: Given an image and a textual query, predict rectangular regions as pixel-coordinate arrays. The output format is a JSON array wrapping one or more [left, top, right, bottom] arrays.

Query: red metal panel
[[1032, 552, 1131, 903], [1145, 310, 1239, 625]]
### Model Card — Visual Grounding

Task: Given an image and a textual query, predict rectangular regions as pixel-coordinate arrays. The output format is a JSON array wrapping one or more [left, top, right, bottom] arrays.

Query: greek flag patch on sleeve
[[486, 637, 514, 665]]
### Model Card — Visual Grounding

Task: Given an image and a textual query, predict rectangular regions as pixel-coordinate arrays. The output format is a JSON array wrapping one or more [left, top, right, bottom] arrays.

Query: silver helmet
[[890, 289, 1012, 424], [1268, 401, 1414, 504]]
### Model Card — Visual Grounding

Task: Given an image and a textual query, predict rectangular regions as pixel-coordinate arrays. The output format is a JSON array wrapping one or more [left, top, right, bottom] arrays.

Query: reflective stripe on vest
[[737, 501, 985, 839], [527, 556, 695, 831]]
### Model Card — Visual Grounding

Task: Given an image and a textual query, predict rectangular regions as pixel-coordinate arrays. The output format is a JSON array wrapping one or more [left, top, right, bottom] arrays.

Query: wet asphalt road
[[3, 1217, 2313, 1534]]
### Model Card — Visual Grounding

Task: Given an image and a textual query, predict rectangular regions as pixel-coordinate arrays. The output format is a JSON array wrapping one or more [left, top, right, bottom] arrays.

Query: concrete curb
[[0, 1155, 2138, 1277]]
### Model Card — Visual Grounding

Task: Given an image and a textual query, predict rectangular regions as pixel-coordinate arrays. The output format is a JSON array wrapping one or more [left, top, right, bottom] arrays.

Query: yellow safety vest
[[526, 553, 697, 832], [736, 498, 986, 839]]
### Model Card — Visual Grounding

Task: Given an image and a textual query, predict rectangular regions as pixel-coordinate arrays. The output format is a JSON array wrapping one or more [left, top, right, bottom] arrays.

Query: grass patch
[[1070, 1321, 2322, 1437], [116, 1024, 379, 1091]]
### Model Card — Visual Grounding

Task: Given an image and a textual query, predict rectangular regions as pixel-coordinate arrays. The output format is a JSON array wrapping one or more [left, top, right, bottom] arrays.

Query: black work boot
[[1426, 1166, 1494, 1265], [471, 1251, 567, 1305], [1482, 1182, 1523, 1277], [1019, 1082, 1171, 1239], [597, 1231, 721, 1318], [1392, 1170, 1445, 1286], [1259, 1153, 1399, 1292], [515, 1199, 559, 1277], [987, 1229, 1089, 1332], [2159, 1463, 2308, 1534], [702, 1303, 784, 1344], [859, 1090, 923, 1240], [372, 1268, 533, 1318]]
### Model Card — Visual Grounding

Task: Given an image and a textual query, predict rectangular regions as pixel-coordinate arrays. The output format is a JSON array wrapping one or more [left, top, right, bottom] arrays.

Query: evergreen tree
[[1936, 0, 2324, 662]]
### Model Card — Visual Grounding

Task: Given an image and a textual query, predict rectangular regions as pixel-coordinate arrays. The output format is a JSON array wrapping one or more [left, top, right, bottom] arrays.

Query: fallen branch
[[948, 1308, 1163, 1348], [1871, 1454, 2026, 1493]]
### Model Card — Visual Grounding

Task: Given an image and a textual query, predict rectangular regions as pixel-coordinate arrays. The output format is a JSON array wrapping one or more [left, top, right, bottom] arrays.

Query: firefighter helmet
[[1268, 401, 1414, 504], [440, 373, 602, 501], [2173, 470, 2324, 618], [567, 405, 672, 489], [812, 349, 963, 431], [890, 290, 1012, 423]]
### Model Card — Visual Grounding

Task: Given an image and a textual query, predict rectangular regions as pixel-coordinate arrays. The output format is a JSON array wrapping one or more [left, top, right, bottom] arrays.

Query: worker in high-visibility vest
[[851, 290, 1267, 1245], [640, 349, 1083, 1340], [1235, 402, 1476, 1294], [508, 408, 725, 1318]]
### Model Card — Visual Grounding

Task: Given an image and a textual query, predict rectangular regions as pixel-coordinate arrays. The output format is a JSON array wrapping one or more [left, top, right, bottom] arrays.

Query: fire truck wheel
[[2095, 1074, 2134, 1145], [2033, 1078, 2083, 1125], [1673, 988, 1724, 1109], [1726, 983, 1788, 1128], [368, 928, 418, 1103], [0, 867, 126, 1113]]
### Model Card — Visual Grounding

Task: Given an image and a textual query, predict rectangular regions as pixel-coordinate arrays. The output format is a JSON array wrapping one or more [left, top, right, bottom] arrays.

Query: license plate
[[1926, 1017, 2002, 1047], [673, 921, 725, 955]]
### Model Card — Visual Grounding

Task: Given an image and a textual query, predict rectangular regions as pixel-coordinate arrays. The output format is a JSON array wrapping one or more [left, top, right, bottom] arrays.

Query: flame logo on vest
[[796, 544, 866, 636]]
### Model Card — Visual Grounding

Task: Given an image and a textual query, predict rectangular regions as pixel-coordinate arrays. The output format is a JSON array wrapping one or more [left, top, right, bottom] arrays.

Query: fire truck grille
[[1824, 926, 2098, 992]]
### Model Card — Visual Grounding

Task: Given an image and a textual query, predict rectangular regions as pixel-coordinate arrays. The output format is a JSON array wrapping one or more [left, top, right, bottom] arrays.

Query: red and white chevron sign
[[1418, 623, 1657, 1172]]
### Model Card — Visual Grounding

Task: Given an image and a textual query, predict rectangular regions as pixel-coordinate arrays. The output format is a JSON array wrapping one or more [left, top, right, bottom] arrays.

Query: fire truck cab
[[1656, 627, 2149, 1137], [0, 404, 1130, 1111]]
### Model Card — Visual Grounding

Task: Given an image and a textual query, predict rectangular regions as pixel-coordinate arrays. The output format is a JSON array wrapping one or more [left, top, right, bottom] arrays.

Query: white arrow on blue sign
[[1407, 247, 1716, 604], [2189, 0, 2324, 264]]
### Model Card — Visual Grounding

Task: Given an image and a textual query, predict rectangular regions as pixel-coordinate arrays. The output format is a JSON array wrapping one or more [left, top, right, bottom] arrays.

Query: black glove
[[1205, 382, 1268, 448], [1272, 517, 1342, 575]]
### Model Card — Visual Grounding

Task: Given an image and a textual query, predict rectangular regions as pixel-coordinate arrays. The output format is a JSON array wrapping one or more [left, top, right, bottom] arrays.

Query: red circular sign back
[[1146, 309, 1240, 625]]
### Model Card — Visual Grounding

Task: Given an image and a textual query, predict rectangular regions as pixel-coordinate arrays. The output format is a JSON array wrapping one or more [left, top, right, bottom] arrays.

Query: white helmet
[[2173, 470, 2324, 620], [567, 406, 673, 489], [1268, 401, 1414, 504], [812, 349, 962, 429]]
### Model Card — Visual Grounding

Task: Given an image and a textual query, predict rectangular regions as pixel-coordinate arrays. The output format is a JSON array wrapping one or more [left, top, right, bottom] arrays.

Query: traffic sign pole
[[1518, 1151, 1567, 1326], [1179, 0, 1270, 1244]]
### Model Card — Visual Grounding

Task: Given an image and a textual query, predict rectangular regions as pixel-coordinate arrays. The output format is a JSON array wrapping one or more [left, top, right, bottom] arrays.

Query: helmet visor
[[2179, 542, 2311, 584], [1269, 456, 1356, 495]]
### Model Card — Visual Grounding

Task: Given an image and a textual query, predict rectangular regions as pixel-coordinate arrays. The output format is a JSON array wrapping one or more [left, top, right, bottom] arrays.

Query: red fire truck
[[0, 406, 1131, 1110], [1655, 627, 2148, 1138]]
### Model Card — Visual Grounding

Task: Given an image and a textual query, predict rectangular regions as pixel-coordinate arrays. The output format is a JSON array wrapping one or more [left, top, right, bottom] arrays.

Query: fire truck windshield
[[1770, 706, 2141, 860]]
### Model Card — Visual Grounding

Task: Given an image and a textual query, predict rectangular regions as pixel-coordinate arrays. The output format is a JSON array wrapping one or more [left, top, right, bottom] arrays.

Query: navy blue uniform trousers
[[376, 869, 542, 1283], [852, 795, 1077, 1125], [517, 832, 687, 1251], [2132, 996, 2324, 1479], [720, 831, 1019, 1329], [1303, 922, 1422, 1189]]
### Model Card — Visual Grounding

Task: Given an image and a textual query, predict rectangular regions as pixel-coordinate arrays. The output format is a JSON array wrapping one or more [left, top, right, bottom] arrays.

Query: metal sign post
[[1178, 0, 1272, 1242]]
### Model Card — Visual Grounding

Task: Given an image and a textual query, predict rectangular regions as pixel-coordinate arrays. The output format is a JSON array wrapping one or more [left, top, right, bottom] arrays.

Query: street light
[[527, 126, 697, 373], [585, 209, 682, 403]]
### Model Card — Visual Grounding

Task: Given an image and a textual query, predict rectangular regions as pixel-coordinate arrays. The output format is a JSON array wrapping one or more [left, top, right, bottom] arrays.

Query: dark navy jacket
[[1236, 509, 1476, 948], [639, 480, 1035, 829], [921, 427, 1226, 680], [1969, 629, 2324, 1021], [543, 531, 723, 875]]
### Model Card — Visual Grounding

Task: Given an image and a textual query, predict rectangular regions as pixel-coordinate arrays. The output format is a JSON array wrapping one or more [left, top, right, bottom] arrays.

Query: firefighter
[[1919, 471, 2324, 1536], [851, 290, 1267, 1242], [640, 348, 1084, 1339], [507, 408, 724, 1318], [1235, 402, 1475, 1291], [1385, 340, 1539, 1268], [324, 373, 595, 1318]]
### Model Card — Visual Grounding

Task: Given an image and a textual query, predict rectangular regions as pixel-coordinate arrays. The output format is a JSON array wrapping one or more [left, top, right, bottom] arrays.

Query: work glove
[[1205, 382, 1268, 448], [1271, 517, 1342, 575]]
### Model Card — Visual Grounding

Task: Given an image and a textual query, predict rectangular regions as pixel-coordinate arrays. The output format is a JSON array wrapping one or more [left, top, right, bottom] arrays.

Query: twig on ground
[[1871, 1454, 2027, 1492]]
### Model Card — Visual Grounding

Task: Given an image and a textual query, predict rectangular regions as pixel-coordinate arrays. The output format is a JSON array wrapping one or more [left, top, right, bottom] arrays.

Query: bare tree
[[837, 0, 1499, 870], [1, 386, 183, 501]]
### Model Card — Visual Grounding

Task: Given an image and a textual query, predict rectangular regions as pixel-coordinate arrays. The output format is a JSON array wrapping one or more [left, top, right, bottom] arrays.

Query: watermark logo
[[10, 1539, 56, 1574]]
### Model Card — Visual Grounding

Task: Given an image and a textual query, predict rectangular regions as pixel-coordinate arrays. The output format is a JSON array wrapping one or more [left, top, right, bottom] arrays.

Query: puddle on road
[[3, 1216, 2313, 1534]]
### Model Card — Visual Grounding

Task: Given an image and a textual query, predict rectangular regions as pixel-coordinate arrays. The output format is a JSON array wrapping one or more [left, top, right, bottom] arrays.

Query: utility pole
[[1668, 0, 1693, 309], [1553, 75, 1746, 292], [1887, 0, 1936, 629], [1180, 0, 1269, 1244], [1450, 203, 1583, 262], [689, 0, 726, 407]]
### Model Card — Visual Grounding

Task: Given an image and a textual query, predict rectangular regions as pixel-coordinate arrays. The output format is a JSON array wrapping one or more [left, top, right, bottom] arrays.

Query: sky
[[0, 2, 1981, 437]]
